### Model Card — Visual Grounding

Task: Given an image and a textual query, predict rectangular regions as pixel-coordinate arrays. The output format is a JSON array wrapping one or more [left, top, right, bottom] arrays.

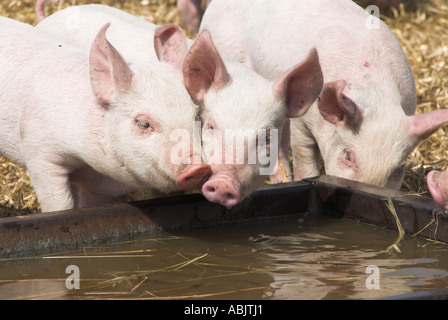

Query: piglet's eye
[[203, 119, 217, 133], [339, 148, 358, 171], [137, 120, 150, 130], [134, 115, 155, 135], [345, 150, 351, 161], [343, 149, 352, 166]]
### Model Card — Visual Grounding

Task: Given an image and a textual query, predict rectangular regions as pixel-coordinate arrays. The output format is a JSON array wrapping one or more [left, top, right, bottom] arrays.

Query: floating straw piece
[[411, 216, 436, 237], [384, 195, 409, 252], [42, 254, 153, 259], [131, 276, 148, 292], [383, 191, 441, 251], [172, 253, 208, 271], [120, 286, 268, 300]]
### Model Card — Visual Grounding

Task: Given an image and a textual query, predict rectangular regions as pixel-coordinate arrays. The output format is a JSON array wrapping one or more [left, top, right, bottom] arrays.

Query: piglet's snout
[[177, 163, 212, 190], [202, 175, 242, 209]]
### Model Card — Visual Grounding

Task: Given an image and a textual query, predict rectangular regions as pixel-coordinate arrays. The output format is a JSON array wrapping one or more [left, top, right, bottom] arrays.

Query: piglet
[[177, 0, 211, 34], [0, 17, 209, 212], [36, 3, 324, 208], [427, 169, 448, 211], [176, 0, 406, 34], [200, 0, 448, 190]]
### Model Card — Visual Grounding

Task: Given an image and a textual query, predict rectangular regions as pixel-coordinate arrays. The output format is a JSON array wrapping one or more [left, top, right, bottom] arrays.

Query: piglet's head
[[177, 32, 323, 208], [317, 79, 411, 189], [89, 24, 210, 193], [317, 77, 448, 189]]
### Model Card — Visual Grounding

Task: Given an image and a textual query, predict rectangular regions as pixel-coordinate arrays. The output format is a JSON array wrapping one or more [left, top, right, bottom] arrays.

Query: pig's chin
[[151, 172, 179, 193], [130, 163, 179, 194]]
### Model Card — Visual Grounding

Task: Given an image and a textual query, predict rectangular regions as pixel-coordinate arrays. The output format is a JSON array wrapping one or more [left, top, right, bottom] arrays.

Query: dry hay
[[0, 0, 182, 27], [387, 1, 448, 192], [0, 0, 447, 215]]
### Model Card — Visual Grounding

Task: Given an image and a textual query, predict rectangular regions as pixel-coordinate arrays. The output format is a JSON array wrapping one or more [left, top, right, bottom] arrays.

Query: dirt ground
[[0, 0, 447, 215]]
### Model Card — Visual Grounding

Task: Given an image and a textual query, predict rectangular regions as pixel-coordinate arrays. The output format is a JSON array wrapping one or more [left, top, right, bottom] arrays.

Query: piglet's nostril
[[202, 178, 242, 208]]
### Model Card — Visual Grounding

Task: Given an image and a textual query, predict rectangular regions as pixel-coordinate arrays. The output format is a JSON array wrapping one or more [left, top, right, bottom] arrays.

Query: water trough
[[0, 175, 446, 259]]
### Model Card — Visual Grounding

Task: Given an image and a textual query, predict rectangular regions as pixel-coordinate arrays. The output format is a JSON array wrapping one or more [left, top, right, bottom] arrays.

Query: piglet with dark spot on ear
[[201, 0, 448, 190]]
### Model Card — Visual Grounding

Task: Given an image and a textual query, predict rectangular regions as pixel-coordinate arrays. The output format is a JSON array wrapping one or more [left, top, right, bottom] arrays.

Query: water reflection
[[0, 215, 447, 299], [246, 218, 448, 299]]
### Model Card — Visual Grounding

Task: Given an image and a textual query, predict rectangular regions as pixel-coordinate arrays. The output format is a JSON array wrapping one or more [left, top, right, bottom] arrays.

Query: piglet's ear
[[318, 79, 363, 128], [272, 48, 324, 118], [182, 30, 231, 104], [407, 108, 448, 142], [35, 0, 60, 23], [154, 24, 188, 71], [89, 23, 134, 106]]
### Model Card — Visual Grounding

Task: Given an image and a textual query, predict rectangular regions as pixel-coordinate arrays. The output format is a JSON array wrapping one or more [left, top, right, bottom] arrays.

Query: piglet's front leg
[[26, 160, 75, 212]]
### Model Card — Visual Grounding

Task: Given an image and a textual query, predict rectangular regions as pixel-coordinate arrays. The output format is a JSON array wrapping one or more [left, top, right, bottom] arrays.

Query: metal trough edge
[[306, 175, 448, 243], [1, 175, 447, 258], [0, 181, 311, 258]]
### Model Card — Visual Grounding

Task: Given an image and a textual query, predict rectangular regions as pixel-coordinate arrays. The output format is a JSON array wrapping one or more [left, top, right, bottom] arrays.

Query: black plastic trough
[[0, 175, 446, 258]]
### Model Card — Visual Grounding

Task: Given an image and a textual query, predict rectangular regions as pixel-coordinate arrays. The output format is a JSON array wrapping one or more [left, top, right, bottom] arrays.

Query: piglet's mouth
[[177, 163, 212, 190]]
